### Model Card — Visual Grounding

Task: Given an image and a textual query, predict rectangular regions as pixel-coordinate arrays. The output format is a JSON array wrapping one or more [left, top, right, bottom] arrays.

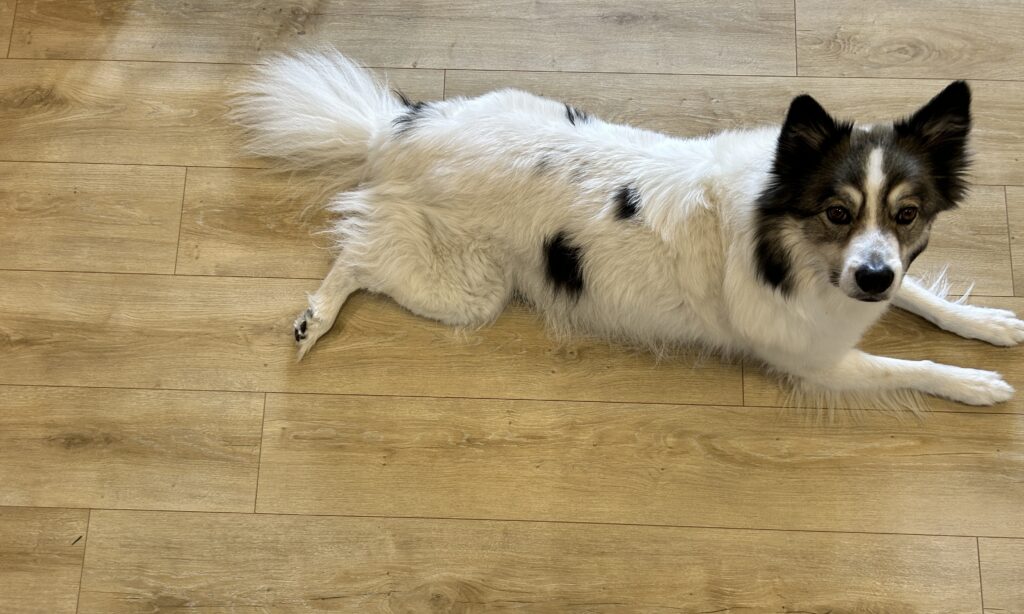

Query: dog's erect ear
[[774, 95, 846, 177], [897, 80, 971, 146], [896, 81, 972, 203], [779, 95, 838, 153]]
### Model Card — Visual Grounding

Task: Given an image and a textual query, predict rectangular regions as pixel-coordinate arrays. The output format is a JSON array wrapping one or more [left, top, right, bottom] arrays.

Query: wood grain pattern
[[10, 0, 797, 76], [0, 386, 263, 512], [913, 186, 1014, 297], [744, 296, 1024, 414], [0, 271, 742, 405], [445, 70, 1024, 187], [175, 169, 337, 279], [258, 393, 1024, 537], [0, 507, 88, 614], [0, 59, 443, 167], [796, 0, 1024, 80], [8, 0, 316, 63], [0, 59, 244, 166], [980, 538, 1024, 613], [0, 0, 14, 57], [77, 509, 981, 613], [1008, 187, 1023, 297], [0, 162, 184, 274]]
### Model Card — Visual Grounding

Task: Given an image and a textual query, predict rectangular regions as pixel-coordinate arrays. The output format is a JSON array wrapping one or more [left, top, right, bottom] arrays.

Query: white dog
[[234, 50, 1024, 406]]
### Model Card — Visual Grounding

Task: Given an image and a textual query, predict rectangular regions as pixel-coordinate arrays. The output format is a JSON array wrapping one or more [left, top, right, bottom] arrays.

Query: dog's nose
[[855, 264, 895, 295]]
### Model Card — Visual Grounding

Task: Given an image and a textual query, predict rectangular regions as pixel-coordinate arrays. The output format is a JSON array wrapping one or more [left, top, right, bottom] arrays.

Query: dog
[[233, 50, 1024, 406]]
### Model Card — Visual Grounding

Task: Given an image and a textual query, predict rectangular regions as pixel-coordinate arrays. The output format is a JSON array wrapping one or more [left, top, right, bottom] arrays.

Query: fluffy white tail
[[231, 49, 402, 173]]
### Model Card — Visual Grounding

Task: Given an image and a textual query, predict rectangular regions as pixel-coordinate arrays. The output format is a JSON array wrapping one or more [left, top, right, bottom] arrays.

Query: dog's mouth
[[845, 289, 893, 303]]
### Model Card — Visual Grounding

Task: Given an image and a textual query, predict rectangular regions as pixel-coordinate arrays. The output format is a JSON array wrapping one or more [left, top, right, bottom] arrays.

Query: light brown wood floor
[[1, 2, 1022, 612]]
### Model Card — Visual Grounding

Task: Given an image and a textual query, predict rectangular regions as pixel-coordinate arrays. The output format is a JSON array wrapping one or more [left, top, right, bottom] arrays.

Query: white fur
[[236, 50, 1024, 407]]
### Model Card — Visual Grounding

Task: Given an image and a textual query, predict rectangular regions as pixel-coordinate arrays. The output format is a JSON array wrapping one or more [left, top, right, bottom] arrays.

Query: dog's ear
[[774, 95, 846, 176], [895, 81, 972, 203], [897, 80, 971, 146]]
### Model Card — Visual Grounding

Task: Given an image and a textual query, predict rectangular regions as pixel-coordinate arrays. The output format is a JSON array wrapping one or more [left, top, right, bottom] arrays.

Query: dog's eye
[[826, 206, 852, 225], [896, 206, 919, 225]]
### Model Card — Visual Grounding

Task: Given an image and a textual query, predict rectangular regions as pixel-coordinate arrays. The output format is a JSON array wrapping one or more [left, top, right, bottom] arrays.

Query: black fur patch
[[564, 103, 589, 126], [754, 233, 794, 293], [393, 93, 429, 135], [614, 185, 641, 219], [544, 232, 585, 298]]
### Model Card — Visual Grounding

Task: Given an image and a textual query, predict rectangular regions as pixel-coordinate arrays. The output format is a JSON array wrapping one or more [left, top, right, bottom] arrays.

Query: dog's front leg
[[893, 277, 1024, 346], [795, 349, 1014, 406]]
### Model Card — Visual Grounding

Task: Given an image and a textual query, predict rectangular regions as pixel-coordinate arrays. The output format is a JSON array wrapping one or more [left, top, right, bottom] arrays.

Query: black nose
[[855, 265, 895, 295]]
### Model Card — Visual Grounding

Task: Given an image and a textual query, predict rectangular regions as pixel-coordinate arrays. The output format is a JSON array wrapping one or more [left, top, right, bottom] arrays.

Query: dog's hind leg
[[293, 257, 360, 359], [794, 349, 1013, 406], [356, 211, 512, 329], [894, 276, 1024, 346], [371, 244, 511, 329]]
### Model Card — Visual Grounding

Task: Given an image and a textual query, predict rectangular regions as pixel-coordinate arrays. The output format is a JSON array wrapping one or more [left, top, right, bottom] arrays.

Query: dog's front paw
[[945, 305, 1024, 347], [933, 366, 1015, 406]]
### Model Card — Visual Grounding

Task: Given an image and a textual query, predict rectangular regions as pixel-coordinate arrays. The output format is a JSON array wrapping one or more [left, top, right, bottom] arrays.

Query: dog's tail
[[231, 49, 403, 175]]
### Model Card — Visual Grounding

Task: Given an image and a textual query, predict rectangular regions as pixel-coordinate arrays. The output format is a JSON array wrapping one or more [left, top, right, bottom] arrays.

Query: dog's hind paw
[[293, 308, 312, 341], [293, 307, 324, 359]]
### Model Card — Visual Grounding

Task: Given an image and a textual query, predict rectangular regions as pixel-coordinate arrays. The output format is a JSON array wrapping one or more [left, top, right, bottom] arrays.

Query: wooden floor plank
[[0, 386, 263, 512], [744, 296, 1024, 414], [795, 0, 1024, 81], [0, 507, 88, 614], [8, 0, 314, 63], [172, 168, 1015, 296], [258, 394, 1024, 537], [1008, 187, 1023, 297], [0, 0, 14, 56], [0, 59, 443, 167], [175, 168, 332, 278], [445, 70, 1024, 187], [78, 509, 981, 613], [10, 0, 797, 76], [0, 271, 742, 405], [0, 162, 185, 274], [980, 538, 1024, 614], [914, 185, 1014, 297]]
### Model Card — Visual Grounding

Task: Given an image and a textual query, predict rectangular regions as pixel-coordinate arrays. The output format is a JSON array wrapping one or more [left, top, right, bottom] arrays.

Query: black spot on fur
[[614, 185, 641, 219], [564, 103, 589, 126], [393, 95, 430, 135], [544, 232, 585, 298]]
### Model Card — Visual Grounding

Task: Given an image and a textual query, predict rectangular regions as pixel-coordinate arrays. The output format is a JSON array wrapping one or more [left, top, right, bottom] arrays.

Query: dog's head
[[755, 81, 971, 302]]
